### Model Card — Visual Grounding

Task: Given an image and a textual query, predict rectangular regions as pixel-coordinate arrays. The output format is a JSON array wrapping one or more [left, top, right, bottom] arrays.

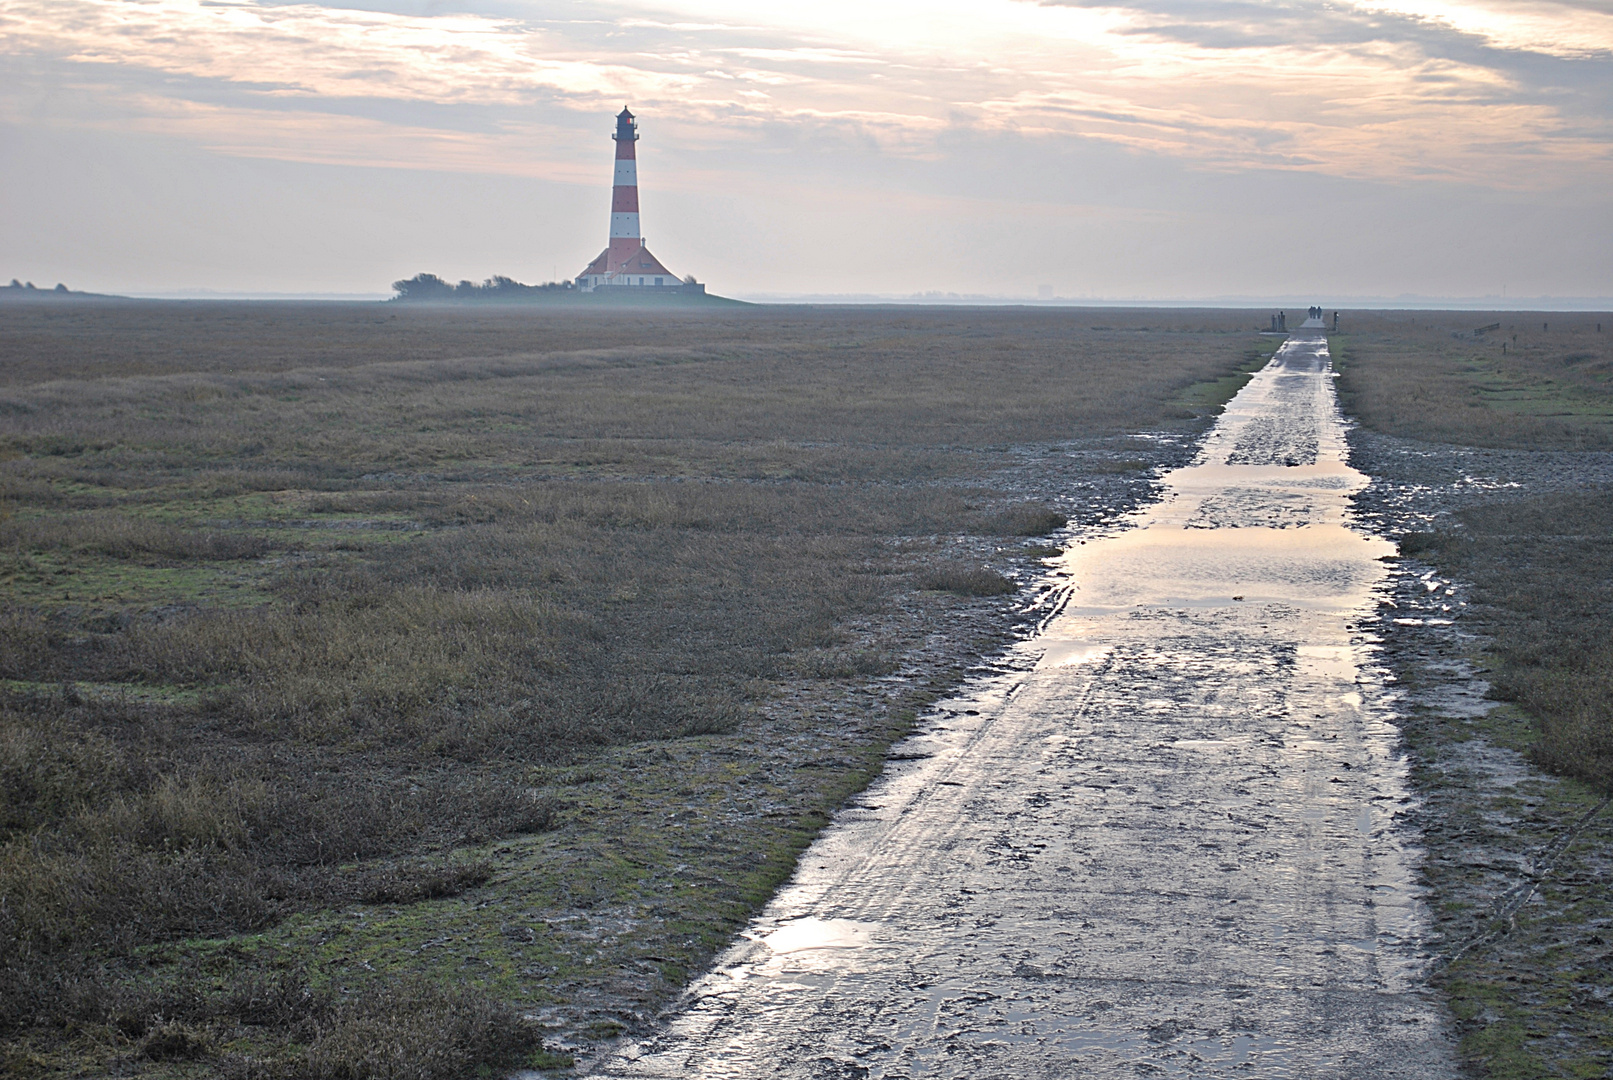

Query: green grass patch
[[1435, 783, 1613, 1079], [1170, 339, 1277, 416], [0, 679, 212, 706], [0, 550, 271, 610]]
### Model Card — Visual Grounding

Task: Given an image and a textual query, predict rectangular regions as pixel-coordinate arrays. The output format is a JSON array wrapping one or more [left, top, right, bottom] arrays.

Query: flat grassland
[[1333, 309, 1613, 1079], [1333, 310, 1613, 782], [1333, 310, 1613, 451], [0, 302, 1269, 1078]]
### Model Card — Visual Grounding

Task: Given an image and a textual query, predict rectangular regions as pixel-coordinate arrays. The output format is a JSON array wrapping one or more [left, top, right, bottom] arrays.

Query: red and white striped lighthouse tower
[[575, 108, 699, 293], [607, 108, 641, 268]]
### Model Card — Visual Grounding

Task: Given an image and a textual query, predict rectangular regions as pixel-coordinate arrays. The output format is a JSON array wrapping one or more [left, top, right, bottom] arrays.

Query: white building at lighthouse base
[[575, 242, 703, 293]]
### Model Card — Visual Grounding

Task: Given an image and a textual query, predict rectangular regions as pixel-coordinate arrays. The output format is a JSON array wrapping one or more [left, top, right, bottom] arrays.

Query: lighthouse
[[575, 108, 701, 293]]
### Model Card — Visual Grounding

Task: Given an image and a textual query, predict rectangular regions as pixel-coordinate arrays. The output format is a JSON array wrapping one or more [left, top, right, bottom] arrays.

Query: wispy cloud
[[1, 0, 703, 105], [3, 0, 1608, 189], [1045, 0, 1613, 57]]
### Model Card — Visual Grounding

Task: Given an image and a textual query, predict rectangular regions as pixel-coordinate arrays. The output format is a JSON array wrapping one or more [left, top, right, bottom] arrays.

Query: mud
[[1348, 421, 1613, 1077], [586, 336, 1458, 1078]]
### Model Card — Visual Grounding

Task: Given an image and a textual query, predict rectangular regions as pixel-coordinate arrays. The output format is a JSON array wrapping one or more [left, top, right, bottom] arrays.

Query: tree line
[[390, 274, 575, 302]]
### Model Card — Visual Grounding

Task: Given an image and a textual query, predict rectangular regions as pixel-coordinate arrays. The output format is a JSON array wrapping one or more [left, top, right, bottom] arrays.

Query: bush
[[357, 861, 492, 905], [916, 565, 1016, 596], [139, 1022, 210, 1061], [996, 503, 1068, 537], [305, 977, 541, 1080]]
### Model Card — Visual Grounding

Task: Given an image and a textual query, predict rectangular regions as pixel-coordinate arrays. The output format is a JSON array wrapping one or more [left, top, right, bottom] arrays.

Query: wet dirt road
[[592, 333, 1456, 1078]]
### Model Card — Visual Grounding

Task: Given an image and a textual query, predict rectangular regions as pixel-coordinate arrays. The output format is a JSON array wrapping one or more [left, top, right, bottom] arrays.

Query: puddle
[[594, 334, 1455, 1079], [1038, 641, 1111, 668], [761, 918, 868, 953]]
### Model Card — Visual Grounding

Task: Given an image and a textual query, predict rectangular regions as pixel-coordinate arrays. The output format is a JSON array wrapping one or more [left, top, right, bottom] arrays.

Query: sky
[[2, 0, 1611, 301]]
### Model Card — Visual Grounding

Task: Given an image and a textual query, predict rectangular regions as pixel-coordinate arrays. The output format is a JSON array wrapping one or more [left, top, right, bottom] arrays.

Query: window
[[655, 277, 663, 286]]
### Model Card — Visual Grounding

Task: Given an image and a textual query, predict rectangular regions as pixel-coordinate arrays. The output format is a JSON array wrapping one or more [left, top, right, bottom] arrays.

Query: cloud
[[725, 47, 882, 65], [3, 0, 1609, 189], [1043, 0, 1613, 58], [0, 0, 701, 105]]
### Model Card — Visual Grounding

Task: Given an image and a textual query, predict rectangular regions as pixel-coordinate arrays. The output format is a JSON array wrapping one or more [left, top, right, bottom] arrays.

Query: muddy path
[[589, 334, 1457, 1079]]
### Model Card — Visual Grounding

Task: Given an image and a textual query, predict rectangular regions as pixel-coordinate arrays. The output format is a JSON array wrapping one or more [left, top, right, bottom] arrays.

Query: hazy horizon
[[4, 0, 1611, 301], [86, 288, 1613, 310]]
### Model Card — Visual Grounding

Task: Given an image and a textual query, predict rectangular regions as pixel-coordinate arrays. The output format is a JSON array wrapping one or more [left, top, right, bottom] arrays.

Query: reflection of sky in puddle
[[1050, 341, 1392, 622], [1039, 641, 1111, 668], [1058, 524, 1392, 614], [753, 918, 880, 974], [761, 917, 876, 955]]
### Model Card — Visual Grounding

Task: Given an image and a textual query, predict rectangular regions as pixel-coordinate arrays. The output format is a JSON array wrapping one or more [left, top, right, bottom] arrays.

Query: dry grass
[[0, 302, 1262, 1073], [1333, 310, 1613, 450], [1333, 309, 1613, 790], [1401, 490, 1613, 790], [0, 513, 274, 561], [915, 564, 1018, 596], [300, 977, 542, 1080], [2, 960, 544, 1080]]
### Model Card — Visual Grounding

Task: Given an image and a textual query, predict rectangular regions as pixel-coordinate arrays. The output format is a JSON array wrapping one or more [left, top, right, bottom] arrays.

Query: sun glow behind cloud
[[1356, 0, 1613, 58]]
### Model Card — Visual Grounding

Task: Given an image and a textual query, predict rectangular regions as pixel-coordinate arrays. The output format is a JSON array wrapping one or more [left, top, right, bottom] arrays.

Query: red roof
[[578, 243, 677, 280]]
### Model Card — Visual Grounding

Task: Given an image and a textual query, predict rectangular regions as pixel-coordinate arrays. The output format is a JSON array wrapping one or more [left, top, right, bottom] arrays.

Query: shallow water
[[592, 334, 1455, 1079]]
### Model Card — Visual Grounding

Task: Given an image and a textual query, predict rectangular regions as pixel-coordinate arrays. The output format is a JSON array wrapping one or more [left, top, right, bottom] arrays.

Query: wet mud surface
[[1349, 428, 1613, 1077], [589, 337, 1458, 1079]]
